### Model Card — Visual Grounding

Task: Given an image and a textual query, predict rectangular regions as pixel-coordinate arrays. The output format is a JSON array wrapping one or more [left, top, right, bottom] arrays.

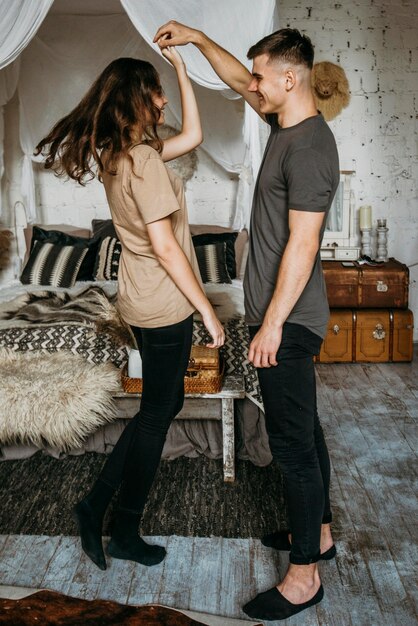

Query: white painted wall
[[1, 0, 417, 338]]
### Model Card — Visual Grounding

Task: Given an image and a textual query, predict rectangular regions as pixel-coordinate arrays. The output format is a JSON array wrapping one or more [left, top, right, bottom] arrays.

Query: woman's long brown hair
[[35, 58, 164, 185]]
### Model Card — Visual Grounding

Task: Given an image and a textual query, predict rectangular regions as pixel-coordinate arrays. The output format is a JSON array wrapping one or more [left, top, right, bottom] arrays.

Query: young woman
[[35, 47, 224, 570]]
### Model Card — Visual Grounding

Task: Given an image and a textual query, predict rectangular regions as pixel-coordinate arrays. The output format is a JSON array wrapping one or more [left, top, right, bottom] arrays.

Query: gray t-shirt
[[244, 113, 339, 338]]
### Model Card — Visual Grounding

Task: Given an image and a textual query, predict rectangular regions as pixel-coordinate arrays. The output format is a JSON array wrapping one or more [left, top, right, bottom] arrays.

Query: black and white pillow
[[94, 236, 121, 281], [192, 232, 238, 279], [30, 225, 99, 281], [20, 240, 88, 288], [194, 242, 232, 284]]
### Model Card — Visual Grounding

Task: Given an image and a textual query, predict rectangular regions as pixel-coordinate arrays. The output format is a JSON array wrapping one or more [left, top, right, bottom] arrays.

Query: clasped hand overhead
[[154, 21, 197, 50], [158, 36, 185, 69]]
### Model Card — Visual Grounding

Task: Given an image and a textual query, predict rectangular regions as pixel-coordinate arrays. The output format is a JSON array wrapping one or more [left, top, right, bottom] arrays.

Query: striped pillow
[[20, 240, 88, 288], [194, 242, 232, 284], [93, 236, 121, 281]]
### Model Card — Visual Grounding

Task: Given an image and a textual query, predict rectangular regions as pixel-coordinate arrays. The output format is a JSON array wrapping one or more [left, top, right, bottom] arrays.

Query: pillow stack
[[21, 220, 247, 287]]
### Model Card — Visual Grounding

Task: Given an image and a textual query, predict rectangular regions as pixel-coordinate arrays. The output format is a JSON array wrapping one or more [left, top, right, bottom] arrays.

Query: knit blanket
[[0, 286, 132, 344], [0, 286, 131, 368], [194, 319, 263, 410]]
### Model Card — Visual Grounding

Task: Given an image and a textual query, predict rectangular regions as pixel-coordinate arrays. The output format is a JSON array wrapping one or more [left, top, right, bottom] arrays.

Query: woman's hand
[[201, 308, 225, 349], [160, 44, 185, 71]]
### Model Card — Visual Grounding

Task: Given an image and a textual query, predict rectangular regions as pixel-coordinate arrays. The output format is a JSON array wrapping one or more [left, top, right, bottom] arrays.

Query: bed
[[0, 221, 272, 466]]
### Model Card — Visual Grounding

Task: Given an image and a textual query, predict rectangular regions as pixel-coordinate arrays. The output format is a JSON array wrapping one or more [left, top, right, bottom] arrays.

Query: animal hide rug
[[0, 348, 120, 450], [0, 590, 253, 625]]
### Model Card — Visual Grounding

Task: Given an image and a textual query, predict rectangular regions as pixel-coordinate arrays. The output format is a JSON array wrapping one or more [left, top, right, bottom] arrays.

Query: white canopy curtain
[[0, 0, 54, 216], [0, 62, 19, 215], [11, 0, 278, 226], [0, 0, 54, 70]]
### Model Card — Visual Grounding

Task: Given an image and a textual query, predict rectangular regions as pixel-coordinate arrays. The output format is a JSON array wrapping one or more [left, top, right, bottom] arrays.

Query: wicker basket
[[121, 358, 225, 394]]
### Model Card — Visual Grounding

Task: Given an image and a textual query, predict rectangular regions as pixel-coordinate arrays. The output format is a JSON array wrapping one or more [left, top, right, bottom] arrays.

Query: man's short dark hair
[[247, 28, 314, 69]]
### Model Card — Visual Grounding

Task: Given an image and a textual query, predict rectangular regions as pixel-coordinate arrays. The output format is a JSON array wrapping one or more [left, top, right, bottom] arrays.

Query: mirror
[[325, 179, 345, 234], [321, 171, 359, 259]]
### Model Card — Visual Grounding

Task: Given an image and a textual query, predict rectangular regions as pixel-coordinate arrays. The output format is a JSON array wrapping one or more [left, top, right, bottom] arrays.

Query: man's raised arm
[[154, 21, 263, 117]]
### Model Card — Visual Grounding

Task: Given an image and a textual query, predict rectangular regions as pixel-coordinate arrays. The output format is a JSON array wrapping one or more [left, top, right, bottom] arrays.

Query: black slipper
[[243, 584, 324, 620], [262, 530, 337, 560]]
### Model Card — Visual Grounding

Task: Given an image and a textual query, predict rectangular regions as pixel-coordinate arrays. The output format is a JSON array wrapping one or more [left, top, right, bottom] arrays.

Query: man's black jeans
[[99, 314, 193, 514], [249, 321, 332, 565]]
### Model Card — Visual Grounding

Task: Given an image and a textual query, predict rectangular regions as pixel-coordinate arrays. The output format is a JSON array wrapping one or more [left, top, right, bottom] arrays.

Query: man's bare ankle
[[321, 523, 333, 542], [277, 564, 321, 603]]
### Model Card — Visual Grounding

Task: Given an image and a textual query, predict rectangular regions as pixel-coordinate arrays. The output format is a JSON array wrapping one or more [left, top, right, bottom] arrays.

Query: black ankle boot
[[107, 510, 166, 566], [73, 500, 106, 571], [72, 479, 114, 571]]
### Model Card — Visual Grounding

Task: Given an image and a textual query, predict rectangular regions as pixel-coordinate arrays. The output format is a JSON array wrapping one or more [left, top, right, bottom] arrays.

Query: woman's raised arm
[[158, 46, 203, 162]]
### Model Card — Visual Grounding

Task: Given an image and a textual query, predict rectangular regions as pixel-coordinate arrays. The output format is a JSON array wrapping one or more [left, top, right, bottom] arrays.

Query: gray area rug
[[0, 453, 287, 538]]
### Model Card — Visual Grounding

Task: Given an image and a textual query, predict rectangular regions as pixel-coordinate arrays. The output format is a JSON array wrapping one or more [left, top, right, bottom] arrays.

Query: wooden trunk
[[319, 309, 354, 362], [317, 308, 414, 363], [322, 258, 409, 308]]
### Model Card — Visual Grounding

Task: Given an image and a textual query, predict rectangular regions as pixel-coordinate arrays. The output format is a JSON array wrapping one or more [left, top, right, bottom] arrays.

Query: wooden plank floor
[[1, 354, 417, 625]]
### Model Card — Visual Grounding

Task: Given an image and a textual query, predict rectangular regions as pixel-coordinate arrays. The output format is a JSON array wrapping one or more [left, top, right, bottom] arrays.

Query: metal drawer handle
[[333, 324, 340, 335], [373, 323, 386, 340], [376, 280, 388, 292]]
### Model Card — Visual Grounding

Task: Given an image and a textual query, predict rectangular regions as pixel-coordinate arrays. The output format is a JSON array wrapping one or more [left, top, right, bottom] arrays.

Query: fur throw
[[0, 286, 134, 347], [0, 227, 13, 271], [0, 348, 120, 450], [312, 61, 350, 121], [159, 124, 198, 182]]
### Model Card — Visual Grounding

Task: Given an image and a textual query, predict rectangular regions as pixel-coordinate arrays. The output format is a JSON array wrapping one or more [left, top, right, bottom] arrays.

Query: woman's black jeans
[[99, 314, 193, 515], [249, 321, 332, 565]]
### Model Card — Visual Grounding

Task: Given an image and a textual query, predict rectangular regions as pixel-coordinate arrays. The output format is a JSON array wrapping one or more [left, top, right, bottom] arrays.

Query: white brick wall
[[278, 0, 418, 338], [1, 0, 417, 339]]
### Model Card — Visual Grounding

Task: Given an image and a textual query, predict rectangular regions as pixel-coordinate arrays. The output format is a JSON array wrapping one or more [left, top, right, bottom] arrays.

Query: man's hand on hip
[[154, 21, 199, 48], [248, 324, 282, 368]]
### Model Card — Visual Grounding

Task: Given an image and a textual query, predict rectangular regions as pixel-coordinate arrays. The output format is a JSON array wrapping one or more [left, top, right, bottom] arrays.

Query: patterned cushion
[[192, 232, 238, 279], [194, 242, 232, 284], [94, 236, 121, 281], [20, 241, 88, 288], [30, 226, 98, 281]]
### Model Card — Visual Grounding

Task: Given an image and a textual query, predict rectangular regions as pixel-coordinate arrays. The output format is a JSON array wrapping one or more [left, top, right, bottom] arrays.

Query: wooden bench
[[113, 374, 245, 483]]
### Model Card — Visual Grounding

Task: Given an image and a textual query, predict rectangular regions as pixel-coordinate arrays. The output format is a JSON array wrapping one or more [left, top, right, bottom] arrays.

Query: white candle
[[359, 205, 372, 229], [128, 348, 142, 378]]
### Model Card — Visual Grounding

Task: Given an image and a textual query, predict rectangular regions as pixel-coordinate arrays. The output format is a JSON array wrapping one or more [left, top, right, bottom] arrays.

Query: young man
[[154, 22, 339, 621]]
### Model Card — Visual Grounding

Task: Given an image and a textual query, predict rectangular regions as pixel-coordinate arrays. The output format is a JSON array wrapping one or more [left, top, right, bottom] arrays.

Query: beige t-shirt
[[102, 144, 202, 328]]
